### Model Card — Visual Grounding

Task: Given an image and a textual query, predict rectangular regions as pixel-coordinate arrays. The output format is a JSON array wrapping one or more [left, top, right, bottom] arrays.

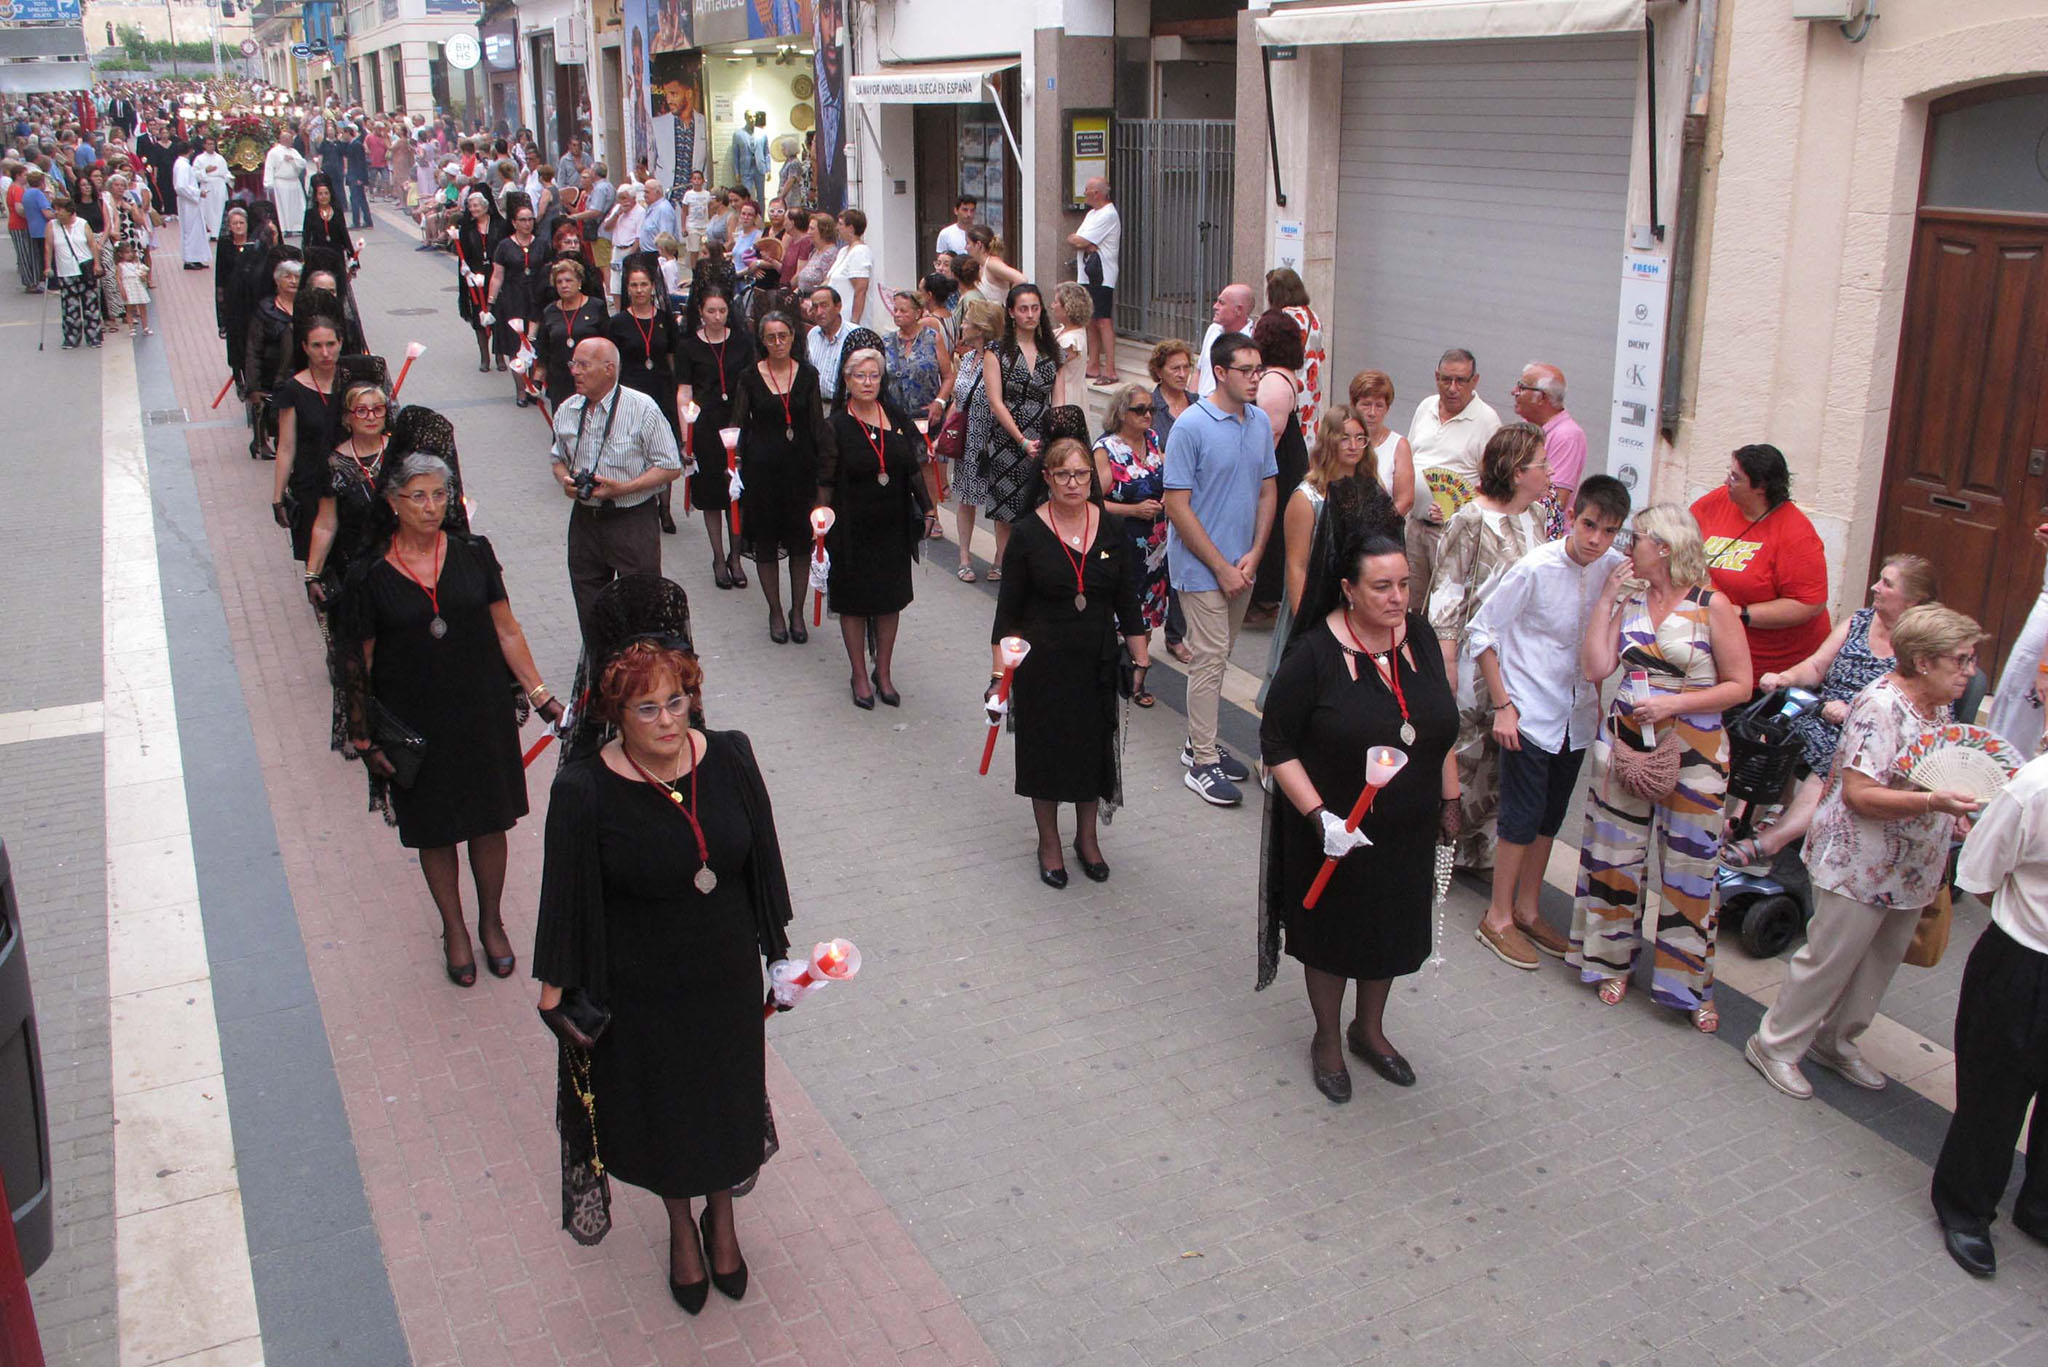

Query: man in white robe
[[264, 137, 307, 237], [193, 137, 232, 241], [172, 146, 209, 268]]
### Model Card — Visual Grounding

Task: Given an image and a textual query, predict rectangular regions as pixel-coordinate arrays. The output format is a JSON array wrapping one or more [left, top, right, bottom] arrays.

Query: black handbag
[[365, 698, 427, 789]]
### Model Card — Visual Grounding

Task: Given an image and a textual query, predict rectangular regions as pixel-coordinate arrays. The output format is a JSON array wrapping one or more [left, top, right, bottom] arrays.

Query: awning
[[1255, 0, 1644, 47], [849, 59, 1018, 106]]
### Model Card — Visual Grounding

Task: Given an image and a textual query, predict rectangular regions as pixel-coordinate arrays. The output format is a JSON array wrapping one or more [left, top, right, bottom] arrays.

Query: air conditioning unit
[[553, 16, 588, 65]]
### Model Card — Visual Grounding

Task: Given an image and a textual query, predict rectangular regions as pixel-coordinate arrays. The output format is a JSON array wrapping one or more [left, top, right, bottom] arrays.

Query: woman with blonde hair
[[936, 296, 1004, 580], [1051, 281, 1093, 415], [966, 224, 1023, 304], [1568, 503, 1753, 1031], [1730, 552, 1939, 867], [1093, 384, 1169, 703], [1259, 404, 1399, 707], [1747, 604, 1983, 1100]]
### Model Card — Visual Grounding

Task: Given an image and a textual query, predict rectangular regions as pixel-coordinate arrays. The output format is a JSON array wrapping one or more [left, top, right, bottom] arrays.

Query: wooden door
[[1877, 212, 2048, 673], [913, 104, 957, 271]]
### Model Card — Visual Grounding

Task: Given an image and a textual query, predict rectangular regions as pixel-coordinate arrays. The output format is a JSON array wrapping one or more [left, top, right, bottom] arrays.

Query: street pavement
[[5, 209, 2047, 1367]]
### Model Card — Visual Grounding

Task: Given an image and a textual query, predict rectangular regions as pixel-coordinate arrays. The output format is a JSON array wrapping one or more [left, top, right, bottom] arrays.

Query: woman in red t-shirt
[[6, 162, 34, 291], [1689, 443, 1830, 680]]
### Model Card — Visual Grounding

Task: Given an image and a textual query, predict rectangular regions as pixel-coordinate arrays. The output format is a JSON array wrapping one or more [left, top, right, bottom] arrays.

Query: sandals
[[1693, 1001, 1720, 1034], [726, 553, 749, 590], [1723, 836, 1767, 868], [956, 564, 978, 583], [1597, 978, 1628, 1006], [1131, 665, 1154, 708], [712, 558, 733, 590], [985, 565, 1002, 582]]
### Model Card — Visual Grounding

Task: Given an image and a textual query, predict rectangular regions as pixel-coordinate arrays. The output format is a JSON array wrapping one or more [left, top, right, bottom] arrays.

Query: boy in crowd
[[1466, 474, 1633, 967]]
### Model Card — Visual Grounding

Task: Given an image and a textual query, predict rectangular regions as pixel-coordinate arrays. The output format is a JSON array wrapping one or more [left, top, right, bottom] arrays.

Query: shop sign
[[1607, 253, 1670, 495], [848, 70, 988, 103], [445, 33, 482, 70]]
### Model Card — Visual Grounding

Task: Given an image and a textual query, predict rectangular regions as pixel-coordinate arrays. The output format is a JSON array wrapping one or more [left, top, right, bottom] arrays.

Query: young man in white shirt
[[935, 194, 974, 258], [1933, 744, 2048, 1279], [679, 168, 711, 261], [1465, 475, 1632, 968]]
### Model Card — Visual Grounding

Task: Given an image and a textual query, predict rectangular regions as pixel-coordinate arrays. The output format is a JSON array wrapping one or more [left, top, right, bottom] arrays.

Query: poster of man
[[811, 0, 845, 213], [650, 50, 711, 196]]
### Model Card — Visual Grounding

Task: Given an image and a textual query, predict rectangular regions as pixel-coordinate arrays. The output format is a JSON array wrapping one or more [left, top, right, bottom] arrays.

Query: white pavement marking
[[100, 339, 265, 1367], [0, 702, 104, 745]]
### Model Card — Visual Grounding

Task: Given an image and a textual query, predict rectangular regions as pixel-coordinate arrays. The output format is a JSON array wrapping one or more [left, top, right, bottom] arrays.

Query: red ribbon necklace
[[390, 532, 448, 640], [853, 403, 891, 486], [631, 307, 658, 371], [767, 357, 796, 440], [1342, 610, 1414, 744], [1049, 504, 1094, 612], [622, 736, 717, 893]]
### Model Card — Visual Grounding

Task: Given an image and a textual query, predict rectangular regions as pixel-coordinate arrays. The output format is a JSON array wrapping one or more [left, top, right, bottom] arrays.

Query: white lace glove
[[466, 271, 483, 288], [1319, 809, 1373, 859], [808, 550, 830, 594], [983, 694, 1009, 725], [767, 958, 820, 1009], [727, 464, 744, 502], [477, 310, 494, 328]]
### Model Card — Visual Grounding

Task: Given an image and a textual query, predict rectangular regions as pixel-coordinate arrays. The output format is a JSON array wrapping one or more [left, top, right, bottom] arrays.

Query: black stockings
[[755, 552, 807, 631], [418, 831, 510, 968], [1030, 799, 1102, 872], [1305, 968, 1394, 1074], [841, 612, 898, 697], [661, 1191, 741, 1283]]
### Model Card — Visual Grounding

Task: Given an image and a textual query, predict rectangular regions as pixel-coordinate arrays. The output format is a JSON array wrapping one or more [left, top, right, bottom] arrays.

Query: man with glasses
[[1164, 331, 1279, 806], [1510, 362, 1587, 497], [1406, 347, 1501, 592], [551, 338, 686, 641]]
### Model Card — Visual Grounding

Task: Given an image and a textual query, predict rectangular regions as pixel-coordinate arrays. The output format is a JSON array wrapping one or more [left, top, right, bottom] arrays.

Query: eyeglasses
[[1511, 382, 1544, 395], [1944, 652, 1979, 669], [1436, 373, 1475, 387], [1126, 404, 1155, 415], [1220, 363, 1262, 378], [629, 694, 692, 723], [1047, 468, 1093, 485], [397, 488, 450, 507], [349, 404, 388, 417]]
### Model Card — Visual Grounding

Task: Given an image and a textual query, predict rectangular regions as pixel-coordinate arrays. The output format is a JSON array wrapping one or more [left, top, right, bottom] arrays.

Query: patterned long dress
[[942, 352, 989, 506], [1427, 500, 1542, 872], [970, 343, 1057, 524], [1568, 587, 1730, 1013], [1094, 431, 1168, 630]]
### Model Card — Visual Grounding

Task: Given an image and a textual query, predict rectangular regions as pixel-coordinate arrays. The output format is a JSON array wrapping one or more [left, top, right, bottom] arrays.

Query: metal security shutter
[[1333, 35, 1636, 465]]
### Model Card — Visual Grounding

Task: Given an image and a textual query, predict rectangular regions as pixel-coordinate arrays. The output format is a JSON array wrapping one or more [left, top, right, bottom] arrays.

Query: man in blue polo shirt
[[1164, 330, 1278, 806]]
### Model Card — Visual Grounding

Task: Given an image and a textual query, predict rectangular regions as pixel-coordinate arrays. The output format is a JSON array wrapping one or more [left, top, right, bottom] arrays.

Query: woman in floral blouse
[[1745, 604, 1986, 1101]]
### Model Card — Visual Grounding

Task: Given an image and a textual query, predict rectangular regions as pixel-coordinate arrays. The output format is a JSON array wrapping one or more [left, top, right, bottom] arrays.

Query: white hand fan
[[1907, 723, 2023, 802]]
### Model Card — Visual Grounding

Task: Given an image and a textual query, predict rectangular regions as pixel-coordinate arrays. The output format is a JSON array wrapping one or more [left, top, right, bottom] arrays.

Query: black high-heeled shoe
[[1072, 842, 1110, 883], [443, 936, 476, 989], [870, 668, 900, 707], [769, 616, 789, 645], [670, 1217, 709, 1315], [727, 553, 749, 589], [789, 618, 808, 644], [1039, 864, 1068, 889], [850, 681, 875, 710], [659, 507, 678, 534], [699, 1208, 748, 1301]]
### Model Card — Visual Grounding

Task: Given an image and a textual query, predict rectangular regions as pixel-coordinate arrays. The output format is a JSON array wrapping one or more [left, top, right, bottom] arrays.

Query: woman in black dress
[[304, 380, 392, 615], [244, 254, 300, 460], [534, 256, 608, 410], [728, 309, 830, 635], [972, 284, 1066, 576], [989, 437, 1151, 886], [1259, 509, 1459, 1104], [300, 173, 354, 259], [336, 454, 563, 986], [215, 205, 263, 384], [677, 284, 757, 588], [272, 314, 346, 564], [453, 190, 505, 372], [485, 196, 546, 406], [825, 339, 930, 708], [608, 257, 689, 536], [533, 576, 794, 1312], [1250, 308, 1311, 614]]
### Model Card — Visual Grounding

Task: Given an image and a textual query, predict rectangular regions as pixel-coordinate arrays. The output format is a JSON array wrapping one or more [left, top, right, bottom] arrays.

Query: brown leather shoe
[[1516, 915, 1571, 959], [1474, 921, 1540, 970]]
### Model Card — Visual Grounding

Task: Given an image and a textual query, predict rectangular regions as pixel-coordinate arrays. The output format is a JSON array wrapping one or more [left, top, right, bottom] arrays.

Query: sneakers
[[1745, 1036, 1813, 1099], [1808, 1045, 1887, 1091], [1180, 743, 1251, 783], [1184, 763, 1243, 807], [1474, 921, 1540, 970]]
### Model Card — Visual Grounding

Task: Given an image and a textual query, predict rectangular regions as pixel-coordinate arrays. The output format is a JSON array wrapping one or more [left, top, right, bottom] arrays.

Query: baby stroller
[[1716, 687, 1822, 957]]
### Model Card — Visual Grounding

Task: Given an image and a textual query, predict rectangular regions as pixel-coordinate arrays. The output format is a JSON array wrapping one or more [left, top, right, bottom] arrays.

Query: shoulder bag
[[932, 354, 981, 460]]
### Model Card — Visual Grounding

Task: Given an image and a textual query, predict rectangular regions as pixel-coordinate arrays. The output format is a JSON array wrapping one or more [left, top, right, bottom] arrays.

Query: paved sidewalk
[[16, 214, 2043, 1367]]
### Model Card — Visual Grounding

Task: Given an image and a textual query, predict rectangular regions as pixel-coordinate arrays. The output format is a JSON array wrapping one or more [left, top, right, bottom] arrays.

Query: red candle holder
[[979, 636, 1031, 775], [1302, 746, 1409, 909]]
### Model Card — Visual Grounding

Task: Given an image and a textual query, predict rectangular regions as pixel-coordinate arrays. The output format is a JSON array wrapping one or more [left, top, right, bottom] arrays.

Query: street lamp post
[[160, 0, 181, 76]]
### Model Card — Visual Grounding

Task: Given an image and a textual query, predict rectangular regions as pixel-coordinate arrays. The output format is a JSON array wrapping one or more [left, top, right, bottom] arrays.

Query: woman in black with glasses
[[989, 436, 1151, 886]]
